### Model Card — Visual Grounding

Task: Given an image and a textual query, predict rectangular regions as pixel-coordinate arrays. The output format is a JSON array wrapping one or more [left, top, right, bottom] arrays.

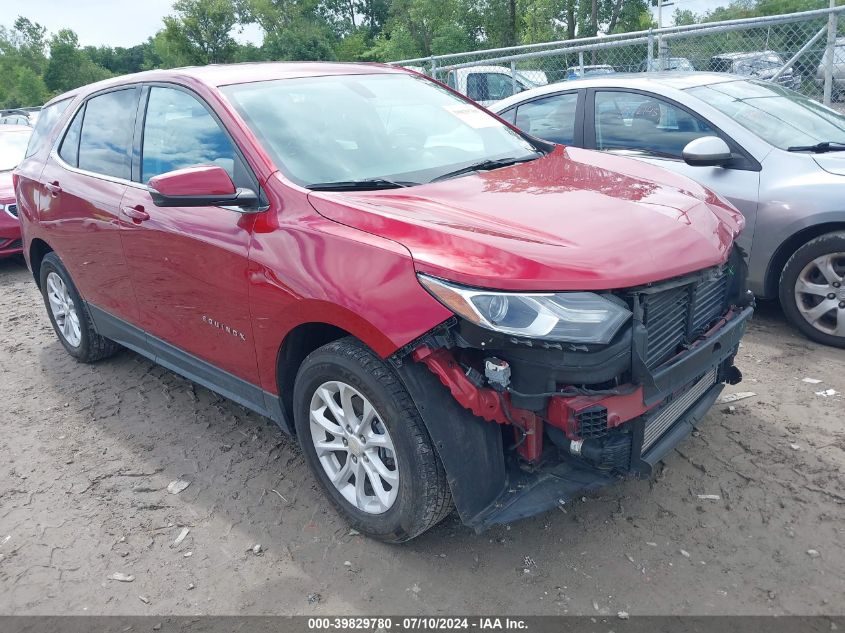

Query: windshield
[[688, 79, 845, 150], [0, 129, 33, 171], [222, 73, 540, 187]]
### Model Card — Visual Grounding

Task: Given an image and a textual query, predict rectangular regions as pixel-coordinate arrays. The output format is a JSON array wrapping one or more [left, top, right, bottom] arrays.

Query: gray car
[[492, 72, 845, 347]]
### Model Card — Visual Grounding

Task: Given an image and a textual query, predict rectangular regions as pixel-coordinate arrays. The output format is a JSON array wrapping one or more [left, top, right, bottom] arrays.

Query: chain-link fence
[[392, 6, 845, 107]]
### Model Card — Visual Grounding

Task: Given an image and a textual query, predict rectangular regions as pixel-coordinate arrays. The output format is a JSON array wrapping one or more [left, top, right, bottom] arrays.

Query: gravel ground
[[0, 255, 843, 616]]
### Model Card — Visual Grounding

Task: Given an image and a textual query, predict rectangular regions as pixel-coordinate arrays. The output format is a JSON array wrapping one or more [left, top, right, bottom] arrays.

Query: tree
[[236, 0, 339, 60], [13, 66, 49, 106], [11, 17, 48, 75], [673, 7, 698, 26], [161, 0, 239, 64], [43, 29, 111, 94]]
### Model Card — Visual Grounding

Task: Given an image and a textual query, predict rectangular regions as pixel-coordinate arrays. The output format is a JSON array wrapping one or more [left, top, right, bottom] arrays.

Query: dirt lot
[[0, 256, 843, 616]]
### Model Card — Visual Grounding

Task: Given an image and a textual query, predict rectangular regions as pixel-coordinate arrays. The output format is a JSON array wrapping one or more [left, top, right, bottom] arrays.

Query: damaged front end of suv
[[391, 247, 754, 531]]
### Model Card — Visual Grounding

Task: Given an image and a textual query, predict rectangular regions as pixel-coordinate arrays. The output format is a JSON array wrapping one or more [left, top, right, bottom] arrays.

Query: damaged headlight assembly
[[418, 274, 632, 345]]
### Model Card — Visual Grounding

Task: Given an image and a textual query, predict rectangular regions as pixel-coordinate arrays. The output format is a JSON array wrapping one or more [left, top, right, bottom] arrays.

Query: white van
[[444, 65, 533, 106]]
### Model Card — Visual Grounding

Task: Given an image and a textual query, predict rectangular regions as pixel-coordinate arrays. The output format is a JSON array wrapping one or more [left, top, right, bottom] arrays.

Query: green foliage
[[43, 29, 111, 94], [161, 0, 239, 64], [0, 0, 834, 109], [673, 8, 699, 26]]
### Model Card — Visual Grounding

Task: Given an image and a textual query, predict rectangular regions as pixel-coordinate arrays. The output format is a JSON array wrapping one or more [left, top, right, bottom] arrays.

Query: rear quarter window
[[25, 98, 72, 159]]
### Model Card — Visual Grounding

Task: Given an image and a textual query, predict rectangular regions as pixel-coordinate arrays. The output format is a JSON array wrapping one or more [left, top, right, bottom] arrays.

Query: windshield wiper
[[307, 178, 419, 191], [432, 156, 539, 182], [787, 141, 845, 153]]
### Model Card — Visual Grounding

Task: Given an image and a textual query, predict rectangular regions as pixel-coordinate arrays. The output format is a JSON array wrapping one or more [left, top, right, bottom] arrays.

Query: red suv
[[14, 63, 753, 542]]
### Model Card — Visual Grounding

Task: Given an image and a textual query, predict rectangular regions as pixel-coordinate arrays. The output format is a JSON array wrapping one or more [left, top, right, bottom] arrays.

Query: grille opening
[[636, 266, 730, 369], [576, 405, 609, 439]]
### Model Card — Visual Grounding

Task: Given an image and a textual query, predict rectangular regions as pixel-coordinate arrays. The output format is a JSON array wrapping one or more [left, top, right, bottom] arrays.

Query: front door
[[118, 84, 262, 386]]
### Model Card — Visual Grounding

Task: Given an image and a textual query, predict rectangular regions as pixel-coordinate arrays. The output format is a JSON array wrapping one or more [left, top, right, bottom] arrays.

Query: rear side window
[[25, 98, 71, 158], [514, 92, 578, 145], [77, 88, 139, 180], [141, 86, 245, 186], [59, 106, 84, 167]]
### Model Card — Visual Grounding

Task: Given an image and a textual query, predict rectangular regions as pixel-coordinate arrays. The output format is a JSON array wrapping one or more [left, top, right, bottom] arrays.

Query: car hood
[[0, 171, 13, 203], [307, 146, 744, 291], [813, 153, 845, 176]]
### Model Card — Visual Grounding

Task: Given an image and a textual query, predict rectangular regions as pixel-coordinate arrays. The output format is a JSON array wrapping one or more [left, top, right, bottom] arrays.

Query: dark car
[[709, 51, 801, 90]]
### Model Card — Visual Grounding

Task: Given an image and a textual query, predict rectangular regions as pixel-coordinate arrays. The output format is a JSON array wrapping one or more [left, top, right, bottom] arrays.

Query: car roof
[[45, 62, 409, 106], [490, 72, 745, 111]]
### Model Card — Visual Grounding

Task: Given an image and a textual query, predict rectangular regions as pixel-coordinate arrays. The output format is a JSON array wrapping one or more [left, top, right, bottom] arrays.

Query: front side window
[[222, 73, 539, 187], [77, 89, 138, 180], [594, 91, 716, 158], [514, 92, 578, 145], [25, 98, 71, 158], [688, 79, 845, 150], [141, 87, 243, 185]]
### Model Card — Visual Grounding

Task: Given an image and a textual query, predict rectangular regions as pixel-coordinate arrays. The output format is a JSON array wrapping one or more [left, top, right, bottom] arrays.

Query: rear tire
[[779, 231, 845, 348], [39, 252, 120, 362], [293, 337, 452, 542]]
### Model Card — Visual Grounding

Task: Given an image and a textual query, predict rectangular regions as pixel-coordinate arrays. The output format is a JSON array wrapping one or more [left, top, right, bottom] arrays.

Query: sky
[[2, 0, 263, 48], [2, 0, 727, 49]]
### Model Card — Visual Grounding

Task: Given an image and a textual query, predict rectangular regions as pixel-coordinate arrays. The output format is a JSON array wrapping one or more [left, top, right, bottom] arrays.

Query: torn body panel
[[393, 254, 754, 530]]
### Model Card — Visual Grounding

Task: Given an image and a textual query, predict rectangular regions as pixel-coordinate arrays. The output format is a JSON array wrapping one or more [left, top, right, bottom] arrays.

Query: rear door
[[585, 88, 761, 252], [38, 87, 142, 325], [118, 84, 262, 386], [496, 90, 583, 146]]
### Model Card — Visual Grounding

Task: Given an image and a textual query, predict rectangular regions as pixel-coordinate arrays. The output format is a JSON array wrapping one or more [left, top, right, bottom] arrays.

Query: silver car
[[492, 73, 845, 347]]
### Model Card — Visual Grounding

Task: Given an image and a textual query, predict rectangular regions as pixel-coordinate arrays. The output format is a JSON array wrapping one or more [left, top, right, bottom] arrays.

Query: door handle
[[45, 181, 62, 196], [121, 205, 150, 223]]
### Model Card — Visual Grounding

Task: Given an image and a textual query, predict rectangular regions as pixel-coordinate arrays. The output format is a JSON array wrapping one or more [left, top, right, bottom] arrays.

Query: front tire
[[293, 337, 452, 542], [779, 231, 845, 348], [39, 252, 120, 362]]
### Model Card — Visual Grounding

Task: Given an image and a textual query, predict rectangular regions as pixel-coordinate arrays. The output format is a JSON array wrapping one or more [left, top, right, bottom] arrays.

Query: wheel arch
[[28, 238, 54, 289], [765, 221, 845, 299], [275, 322, 355, 427]]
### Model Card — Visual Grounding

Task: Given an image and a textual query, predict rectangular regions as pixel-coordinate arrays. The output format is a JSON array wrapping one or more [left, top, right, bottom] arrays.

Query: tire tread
[[297, 337, 453, 541], [779, 230, 845, 348], [41, 252, 120, 363]]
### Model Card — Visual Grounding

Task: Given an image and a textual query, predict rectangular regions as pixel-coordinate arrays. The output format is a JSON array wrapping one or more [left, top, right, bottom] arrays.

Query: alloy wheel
[[793, 252, 845, 337], [46, 271, 82, 347], [308, 380, 399, 514]]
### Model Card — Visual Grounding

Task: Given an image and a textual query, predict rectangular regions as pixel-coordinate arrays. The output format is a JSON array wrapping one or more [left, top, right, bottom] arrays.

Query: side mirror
[[682, 136, 733, 167], [148, 165, 258, 208]]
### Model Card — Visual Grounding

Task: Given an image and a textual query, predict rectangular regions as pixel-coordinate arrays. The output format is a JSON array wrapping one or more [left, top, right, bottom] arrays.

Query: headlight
[[418, 274, 632, 344]]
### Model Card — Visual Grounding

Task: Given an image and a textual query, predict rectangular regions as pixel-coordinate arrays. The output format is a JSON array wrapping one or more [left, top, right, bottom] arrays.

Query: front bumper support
[[397, 306, 753, 532]]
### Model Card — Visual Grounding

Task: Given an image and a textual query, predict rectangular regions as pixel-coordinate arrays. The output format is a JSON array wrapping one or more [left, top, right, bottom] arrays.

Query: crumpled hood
[[307, 146, 743, 291], [0, 171, 13, 204], [813, 153, 845, 176]]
